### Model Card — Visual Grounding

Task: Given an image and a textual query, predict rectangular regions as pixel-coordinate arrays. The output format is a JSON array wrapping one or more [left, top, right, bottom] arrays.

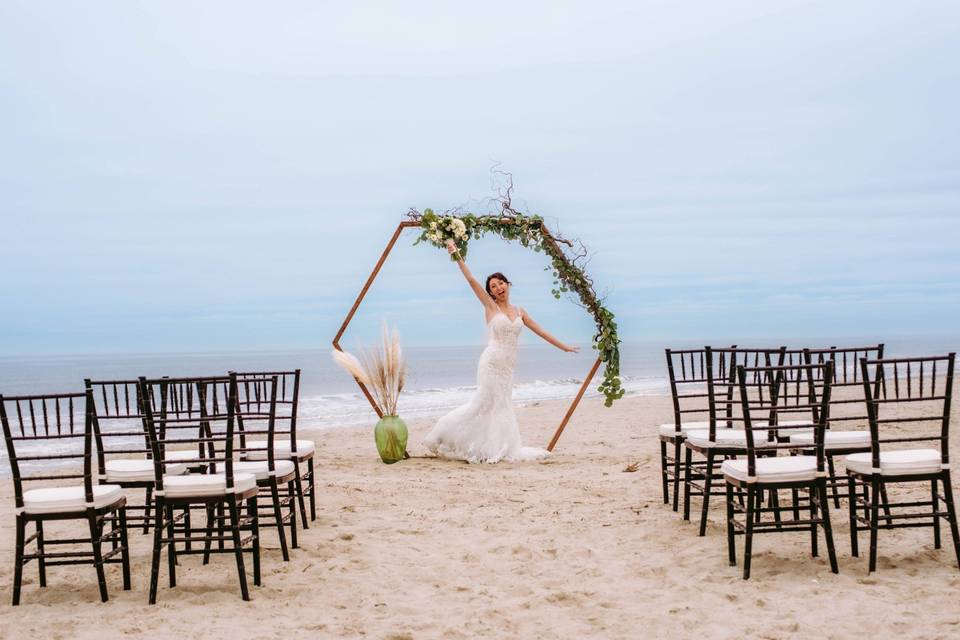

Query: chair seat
[[722, 456, 819, 484], [790, 431, 871, 450], [658, 421, 709, 437], [244, 439, 315, 460], [233, 459, 296, 480], [845, 449, 942, 476], [161, 473, 257, 498], [105, 458, 187, 482], [23, 484, 125, 514], [685, 429, 775, 449]]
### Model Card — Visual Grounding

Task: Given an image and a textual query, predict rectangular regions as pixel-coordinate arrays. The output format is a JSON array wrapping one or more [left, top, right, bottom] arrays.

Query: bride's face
[[488, 278, 509, 301]]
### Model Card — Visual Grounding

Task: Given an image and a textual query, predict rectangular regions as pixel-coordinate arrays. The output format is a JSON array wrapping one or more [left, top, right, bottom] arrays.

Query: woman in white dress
[[423, 239, 580, 463]]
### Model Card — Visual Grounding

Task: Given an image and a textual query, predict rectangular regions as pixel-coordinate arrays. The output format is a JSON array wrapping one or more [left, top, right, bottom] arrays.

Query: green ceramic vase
[[374, 415, 408, 464]]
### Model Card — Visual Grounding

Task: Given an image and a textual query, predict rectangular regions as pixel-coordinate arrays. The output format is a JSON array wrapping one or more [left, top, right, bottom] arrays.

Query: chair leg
[[269, 480, 290, 562], [247, 496, 261, 587], [165, 504, 177, 588], [809, 485, 818, 558], [143, 486, 153, 535], [36, 520, 47, 587], [771, 489, 782, 531], [184, 506, 193, 553], [226, 496, 250, 601], [12, 514, 26, 606], [847, 476, 859, 557], [148, 500, 164, 604], [217, 502, 226, 551], [940, 470, 960, 570], [293, 459, 309, 529], [119, 507, 131, 591], [672, 440, 682, 512], [818, 479, 839, 574], [868, 477, 881, 572], [879, 483, 893, 524], [308, 457, 316, 521], [202, 505, 215, 565], [932, 478, 942, 550], [87, 512, 109, 603], [827, 455, 841, 509], [743, 487, 756, 580], [791, 488, 800, 521], [726, 483, 736, 567], [288, 479, 299, 549], [660, 440, 669, 504], [682, 447, 692, 521], [698, 451, 714, 536]]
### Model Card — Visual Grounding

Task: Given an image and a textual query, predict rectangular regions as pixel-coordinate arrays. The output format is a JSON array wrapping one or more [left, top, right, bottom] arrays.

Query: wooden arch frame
[[332, 220, 602, 451]]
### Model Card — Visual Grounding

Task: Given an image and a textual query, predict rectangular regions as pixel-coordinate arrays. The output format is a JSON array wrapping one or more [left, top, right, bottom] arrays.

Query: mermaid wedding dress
[[423, 310, 550, 463]]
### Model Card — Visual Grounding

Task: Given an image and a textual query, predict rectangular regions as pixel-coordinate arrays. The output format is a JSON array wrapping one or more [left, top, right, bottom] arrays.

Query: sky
[[1, 1, 958, 356]]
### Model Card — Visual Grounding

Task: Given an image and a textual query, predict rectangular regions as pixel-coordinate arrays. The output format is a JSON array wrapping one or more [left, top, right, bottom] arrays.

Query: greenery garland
[[411, 208, 624, 406]]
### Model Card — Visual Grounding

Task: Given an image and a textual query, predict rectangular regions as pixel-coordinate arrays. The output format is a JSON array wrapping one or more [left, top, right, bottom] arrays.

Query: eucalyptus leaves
[[411, 208, 624, 406]]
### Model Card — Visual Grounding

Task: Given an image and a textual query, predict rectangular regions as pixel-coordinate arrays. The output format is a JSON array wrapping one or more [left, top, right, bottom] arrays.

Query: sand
[[1, 392, 959, 639]]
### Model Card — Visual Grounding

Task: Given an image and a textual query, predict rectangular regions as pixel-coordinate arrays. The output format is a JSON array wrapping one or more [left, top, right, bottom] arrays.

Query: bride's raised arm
[[446, 239, 497, 313], [520, 308, 580, 353]]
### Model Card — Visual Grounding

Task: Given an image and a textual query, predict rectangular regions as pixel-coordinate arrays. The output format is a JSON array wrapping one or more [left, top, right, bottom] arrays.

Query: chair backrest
[[802, 345, 885, 429], [0, 391, 94, 510], [664, 347, 735, 432], [222, 373, 280, 471], [85, 378, 151, 480], [233, 370, 298, 451], [139, 374, 240, 492], [710, 347, 787, 436], [737, 361, 834, 477], [859, 354, 955, 468]]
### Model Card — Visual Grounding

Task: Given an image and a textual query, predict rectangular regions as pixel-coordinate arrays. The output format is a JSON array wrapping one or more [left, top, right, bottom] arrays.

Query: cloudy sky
[[1, 1, 958, 355]]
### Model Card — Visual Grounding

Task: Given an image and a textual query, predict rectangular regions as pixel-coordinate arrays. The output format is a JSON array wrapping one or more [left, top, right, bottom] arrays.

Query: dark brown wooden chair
[[780, 346, 885, 509], [723, 361, 838, 579], [847, 354, 960, 572], [1, 390, 131, 604], [139, 374, 261, 603], [683, 347, 786, 535], [216, 373, 298, 561], [659, 347, 735, 511], [234, 370, 314, 524]]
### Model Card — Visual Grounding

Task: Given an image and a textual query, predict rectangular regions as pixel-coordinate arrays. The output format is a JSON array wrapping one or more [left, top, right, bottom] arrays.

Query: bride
[[423, 239, 579, 463]]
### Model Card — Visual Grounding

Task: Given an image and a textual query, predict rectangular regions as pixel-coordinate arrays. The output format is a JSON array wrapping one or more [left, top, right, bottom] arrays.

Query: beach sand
[[1, 392, 959, 639]]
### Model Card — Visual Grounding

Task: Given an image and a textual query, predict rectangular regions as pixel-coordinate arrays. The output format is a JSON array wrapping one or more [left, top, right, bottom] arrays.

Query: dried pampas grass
[[331, 322, 406, 416]]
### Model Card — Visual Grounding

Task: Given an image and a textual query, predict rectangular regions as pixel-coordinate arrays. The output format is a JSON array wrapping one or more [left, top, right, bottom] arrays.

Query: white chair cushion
[[845, 449, 942, 476], [685, 429, 776, 448], [722, 456, 819, 483], [23, 484, 124, 514], [233, 459, 296, 480], [244, 439, 315, 460], [658, 421, 710, 437], [789, 431, 871, 450], [161, 472, 257, 498], [105, 458, 187, 482]]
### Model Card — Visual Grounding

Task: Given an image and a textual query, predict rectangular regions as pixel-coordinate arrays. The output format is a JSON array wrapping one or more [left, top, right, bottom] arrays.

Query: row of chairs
[[1, 369, 316, 604], [657, 345, 960, 578]]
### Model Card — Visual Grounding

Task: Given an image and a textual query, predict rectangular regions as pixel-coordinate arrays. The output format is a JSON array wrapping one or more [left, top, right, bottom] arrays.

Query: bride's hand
[[563, 344, 580, 353], [445, 239, 458, 255]]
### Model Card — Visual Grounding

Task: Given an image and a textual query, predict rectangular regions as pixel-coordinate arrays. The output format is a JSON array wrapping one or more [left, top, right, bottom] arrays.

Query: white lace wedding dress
[[423, 310, 550, 463]]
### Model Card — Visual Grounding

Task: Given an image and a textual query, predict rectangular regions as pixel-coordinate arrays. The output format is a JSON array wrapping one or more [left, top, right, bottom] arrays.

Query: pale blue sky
[[1, 1, 958, 355]]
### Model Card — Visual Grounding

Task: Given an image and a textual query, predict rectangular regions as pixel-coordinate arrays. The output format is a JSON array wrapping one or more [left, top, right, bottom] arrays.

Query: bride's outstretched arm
[[520, 308, 579, 353], [446, 239, 497, 312]]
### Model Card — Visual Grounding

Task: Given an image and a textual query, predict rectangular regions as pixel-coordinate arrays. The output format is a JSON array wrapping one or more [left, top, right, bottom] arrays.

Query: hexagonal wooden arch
[[332, 219, 602, 452]]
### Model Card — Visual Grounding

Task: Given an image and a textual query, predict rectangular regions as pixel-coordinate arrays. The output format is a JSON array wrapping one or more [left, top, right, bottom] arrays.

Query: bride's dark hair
[[485, 272, 511, 296]]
